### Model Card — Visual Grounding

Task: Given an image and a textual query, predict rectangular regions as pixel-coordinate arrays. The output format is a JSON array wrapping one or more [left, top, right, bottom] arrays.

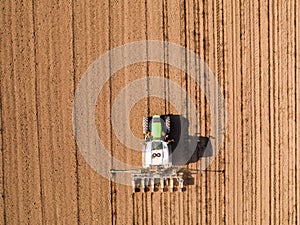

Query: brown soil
[[0, 0, 299, 224]]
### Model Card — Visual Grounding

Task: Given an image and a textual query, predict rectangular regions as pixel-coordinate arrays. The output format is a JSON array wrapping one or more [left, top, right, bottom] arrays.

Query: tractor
[[111, 114, 186, 193]]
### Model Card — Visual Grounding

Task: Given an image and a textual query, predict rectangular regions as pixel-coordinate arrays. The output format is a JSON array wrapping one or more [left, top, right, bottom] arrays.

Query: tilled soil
[[0, 0, 300, 224]]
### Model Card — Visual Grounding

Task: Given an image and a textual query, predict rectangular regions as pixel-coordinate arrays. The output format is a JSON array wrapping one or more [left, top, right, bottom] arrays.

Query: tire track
[[205, 0, 217, 224], [287, 1, 297, 223], [2, 1, 43, 224], [110, 0, 148, 224], [296, 0, 300, 223], [269, 0, 275, 223], [73, 0, 111, 223], [109, 0, 123, 219], [76, 1, 97, 221], [108, 0, 117, 224], [215, 0, 226, 223], [0, 66, 5, 225], [133, 178, 143, 223], [259, 1, 271, 224], [198, 1, 207, 222], [255, 1, 263, 224], [223, 1, 235, 224], [213, 1, 218, 222], [234, 0, 243, 224], [31, 0, 45, 223], [274, 2, 281, 223], [249, 1, 257, 224], [240, 1, 252, 223], [251, 0, 262, 224], [184, 1, 196, 224], [166, 0, 188, 223], [182, 2, 192, 223], [144, 2, 151, 223], [35, 1, 79, 223], [0, 1, 12, 224], [191, 1, 204, 224], [161, 1, 172, 224], [7, 7, 22, 221], [71, 0, 81, 223], [278, 2, 289, 224], [145, 1, 164, 224]]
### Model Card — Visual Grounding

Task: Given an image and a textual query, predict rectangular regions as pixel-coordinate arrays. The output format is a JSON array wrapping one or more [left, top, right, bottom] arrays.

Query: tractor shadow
[[168, 114, 213, 166], [167, 115, 218, 190]]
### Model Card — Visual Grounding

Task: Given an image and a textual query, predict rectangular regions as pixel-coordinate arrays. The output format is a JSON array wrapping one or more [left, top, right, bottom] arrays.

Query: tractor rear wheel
[[165, 116, 171, 134], [143, 116, 149, 134]]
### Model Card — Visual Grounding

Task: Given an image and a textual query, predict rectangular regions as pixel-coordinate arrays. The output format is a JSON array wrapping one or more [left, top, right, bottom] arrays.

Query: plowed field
[[1, 0, 300, 224]]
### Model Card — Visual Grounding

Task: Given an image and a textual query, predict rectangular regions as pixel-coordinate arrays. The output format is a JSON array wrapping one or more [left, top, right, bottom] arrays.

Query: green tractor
[[142, 115, 172, 168]]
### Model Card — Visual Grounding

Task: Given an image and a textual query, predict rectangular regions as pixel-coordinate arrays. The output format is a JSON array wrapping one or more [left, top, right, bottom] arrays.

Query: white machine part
[[142, 140, 172, 168]]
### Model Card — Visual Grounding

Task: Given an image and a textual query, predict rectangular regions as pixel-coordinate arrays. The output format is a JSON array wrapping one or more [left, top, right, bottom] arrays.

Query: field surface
[[1, 0, 300, 224]]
